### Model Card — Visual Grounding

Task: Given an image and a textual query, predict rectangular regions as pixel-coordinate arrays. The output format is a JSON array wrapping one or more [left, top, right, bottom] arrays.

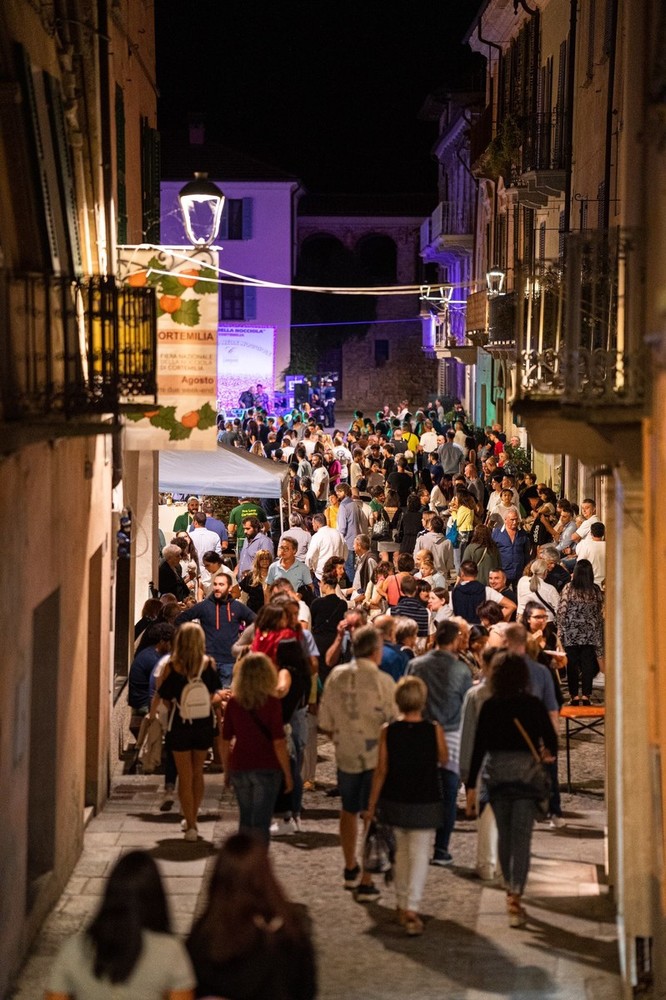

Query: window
[[374, 340, 389, 367], [219, 198, 253, 240], [219, 280, 257, 321]]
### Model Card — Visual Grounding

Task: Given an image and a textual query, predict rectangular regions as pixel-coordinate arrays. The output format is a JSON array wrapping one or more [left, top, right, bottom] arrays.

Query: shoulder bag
[[482, 718, 551, 818]]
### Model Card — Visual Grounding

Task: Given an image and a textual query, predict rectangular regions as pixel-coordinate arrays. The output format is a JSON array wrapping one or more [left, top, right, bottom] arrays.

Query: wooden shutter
[[141, 118, 160, 244], [244, 279, 257, 319], [115, 84, 127, 246], [218, 202, 229, 241], [242, 198, 253, 239], [45, 71, 82, 274], [554, 40, 567, 165]]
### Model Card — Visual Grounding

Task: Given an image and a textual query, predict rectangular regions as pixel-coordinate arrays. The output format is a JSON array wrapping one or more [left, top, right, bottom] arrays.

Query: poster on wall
[[117, 246, 220, 450], [217, 326, 276, 414]]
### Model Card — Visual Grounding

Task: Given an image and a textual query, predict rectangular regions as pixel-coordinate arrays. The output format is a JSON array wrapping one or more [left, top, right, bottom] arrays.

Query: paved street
[[11, 711, 620, 1000]]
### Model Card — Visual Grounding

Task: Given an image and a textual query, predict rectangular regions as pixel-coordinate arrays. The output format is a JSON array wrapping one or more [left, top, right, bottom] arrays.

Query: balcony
[[513, 230, 646, 468], [421, 201, 474, 261], [0, 272, 157, 441]]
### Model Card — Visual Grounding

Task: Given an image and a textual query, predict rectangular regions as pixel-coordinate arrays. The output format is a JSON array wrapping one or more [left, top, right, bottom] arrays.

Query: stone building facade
[[297, 198, 439, 413]]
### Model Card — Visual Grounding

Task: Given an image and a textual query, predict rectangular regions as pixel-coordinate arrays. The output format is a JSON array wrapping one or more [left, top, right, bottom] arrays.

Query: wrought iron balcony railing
[[0, 272, 157, 422], [515, 230, 646, 408], [521, 111, 568, 173]]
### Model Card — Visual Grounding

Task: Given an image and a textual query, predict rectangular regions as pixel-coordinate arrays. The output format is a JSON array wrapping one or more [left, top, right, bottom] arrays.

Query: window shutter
[[115, 84, 127, 246], [244, 280, 257, 319], [218, 202, 229, 241], [587, 0, 596, 78], [141, 119, 160, 243], [45, 71, 83, 274], [554, 40, 567, 164], [242, 198, 253, 239], [16, 45, 63, 271]]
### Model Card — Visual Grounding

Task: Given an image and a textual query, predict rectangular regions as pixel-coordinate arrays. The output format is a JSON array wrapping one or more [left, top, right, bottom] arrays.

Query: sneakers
[[354, 882, 381, 903], [270, 817, 297, 837], [159, 786, 175, 812], [430, 851, 453, 867], [180, 818, 188, 832], [549, 815, 567, 829], [343, 865, 361, 890], [183, 827, 198, 842]]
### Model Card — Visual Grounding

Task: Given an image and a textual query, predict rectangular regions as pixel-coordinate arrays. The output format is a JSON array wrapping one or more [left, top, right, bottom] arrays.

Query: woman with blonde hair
[[366, 675, 448, 936], [516, 558, 560, 623], [158, 623, 223, 841], [221, 653, 293, 840], [239, 549, 272, 613]]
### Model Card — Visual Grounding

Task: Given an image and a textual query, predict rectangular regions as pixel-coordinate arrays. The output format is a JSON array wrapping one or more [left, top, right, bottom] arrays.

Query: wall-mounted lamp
[[178, 172, 225, 247], [486, 265, 506, 297]]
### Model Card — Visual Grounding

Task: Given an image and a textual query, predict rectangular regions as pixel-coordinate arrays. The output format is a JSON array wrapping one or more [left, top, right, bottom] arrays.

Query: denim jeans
[[434, 767, 460, 855], [289, 706, 307, 817], [217, 662, 234, 689], [230, 769, 282, 841], [492, 795, 537, 894]]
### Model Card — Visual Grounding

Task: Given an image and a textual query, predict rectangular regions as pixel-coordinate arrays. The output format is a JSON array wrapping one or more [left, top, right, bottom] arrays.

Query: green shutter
[[115, 84, 127, 246]]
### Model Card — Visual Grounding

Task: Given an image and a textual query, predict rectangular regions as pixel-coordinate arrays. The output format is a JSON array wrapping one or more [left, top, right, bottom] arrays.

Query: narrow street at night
[[12, 725, 619, 1000]]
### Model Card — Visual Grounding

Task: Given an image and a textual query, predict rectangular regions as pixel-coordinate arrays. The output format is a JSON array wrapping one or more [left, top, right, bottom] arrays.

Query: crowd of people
[[56, 398, 607, 996]]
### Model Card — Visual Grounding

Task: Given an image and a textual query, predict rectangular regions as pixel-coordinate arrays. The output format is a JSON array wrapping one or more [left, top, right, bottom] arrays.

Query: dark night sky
[[155, 2, 483, 195]]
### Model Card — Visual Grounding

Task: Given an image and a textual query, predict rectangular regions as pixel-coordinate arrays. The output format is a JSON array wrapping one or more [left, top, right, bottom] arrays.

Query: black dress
[[158, 661, 220, 752], [398, 509, 423, 553]]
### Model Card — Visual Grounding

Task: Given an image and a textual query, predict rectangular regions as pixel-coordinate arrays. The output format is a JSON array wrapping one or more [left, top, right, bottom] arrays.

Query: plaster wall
[[0, 435, 113, 997]]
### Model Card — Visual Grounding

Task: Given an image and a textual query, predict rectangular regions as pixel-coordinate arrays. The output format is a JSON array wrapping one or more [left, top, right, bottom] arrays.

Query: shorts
[[166, 719, 216, 753], [338, 768, 373, 814]]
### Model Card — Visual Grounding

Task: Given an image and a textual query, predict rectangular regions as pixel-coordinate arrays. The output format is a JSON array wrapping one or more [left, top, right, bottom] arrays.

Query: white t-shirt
[[516, 577, 560, 621], [575, 537, 606, 585], [47, 930, 195, 1000]]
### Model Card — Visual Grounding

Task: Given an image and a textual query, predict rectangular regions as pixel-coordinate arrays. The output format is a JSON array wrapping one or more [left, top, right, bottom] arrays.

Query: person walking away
[[366, 676, 448, 935], [406, 620, 472, 865], [465, 651, 558, 927], [220, 653, 293, 841], [187, 833, 316, 1000], [319, 624, 396, 901], [46, 851, 195, 999], [157, 623, 224, 841]]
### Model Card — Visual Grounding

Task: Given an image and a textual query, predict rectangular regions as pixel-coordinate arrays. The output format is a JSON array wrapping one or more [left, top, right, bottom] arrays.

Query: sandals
[[580, 696, 592, 706], [404, 912, 424, 936], [507, 893, 527, 928]]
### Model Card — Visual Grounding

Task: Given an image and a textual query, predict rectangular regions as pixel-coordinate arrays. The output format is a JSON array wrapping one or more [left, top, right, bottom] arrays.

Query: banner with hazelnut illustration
[[118, 247, 220, 449]]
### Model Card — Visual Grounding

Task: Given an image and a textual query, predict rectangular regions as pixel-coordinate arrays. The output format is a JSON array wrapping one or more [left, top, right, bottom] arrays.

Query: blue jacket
[[491, 526, 531, 583], [176, 596, 256, 667]]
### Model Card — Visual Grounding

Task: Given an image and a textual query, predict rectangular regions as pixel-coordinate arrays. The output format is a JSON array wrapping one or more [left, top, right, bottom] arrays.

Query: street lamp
[[486, 264, 506, 297], [178, 172, 225, 247]]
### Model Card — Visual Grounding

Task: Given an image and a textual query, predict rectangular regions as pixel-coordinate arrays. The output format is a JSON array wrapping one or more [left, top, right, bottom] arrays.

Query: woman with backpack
[[158, 623, 224, 841]]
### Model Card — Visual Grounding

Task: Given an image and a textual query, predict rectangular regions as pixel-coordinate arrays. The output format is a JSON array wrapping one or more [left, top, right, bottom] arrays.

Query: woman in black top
[[466, 651, 558, 928], [239, 550, 272, 613], [367, 676, 448, 936], [188, 833, 316, 1000], [158, 623, 223, 841], [398, 492, 424, 554]]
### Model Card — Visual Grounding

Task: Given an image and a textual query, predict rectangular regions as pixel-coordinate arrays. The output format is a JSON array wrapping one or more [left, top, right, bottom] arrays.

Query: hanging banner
[[217, 325, 276, 414], [117, 246, 219, 450]]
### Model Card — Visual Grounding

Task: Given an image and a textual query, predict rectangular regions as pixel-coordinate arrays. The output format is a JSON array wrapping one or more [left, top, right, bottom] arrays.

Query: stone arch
[[354, 233, 397, 284]]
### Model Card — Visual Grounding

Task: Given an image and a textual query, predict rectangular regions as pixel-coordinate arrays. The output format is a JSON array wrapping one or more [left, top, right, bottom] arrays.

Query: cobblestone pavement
[[11, 710, 618, 1000]]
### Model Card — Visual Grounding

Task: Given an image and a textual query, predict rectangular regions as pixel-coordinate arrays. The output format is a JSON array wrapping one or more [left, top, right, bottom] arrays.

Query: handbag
[[482, 718, 551, 819], [372, 510, 391, 541], [445, 519, 460, 547], [363, 818, 396, 878]]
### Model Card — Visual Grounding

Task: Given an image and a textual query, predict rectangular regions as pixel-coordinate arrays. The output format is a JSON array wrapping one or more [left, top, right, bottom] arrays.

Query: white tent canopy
[[158, 445, 288, 499]]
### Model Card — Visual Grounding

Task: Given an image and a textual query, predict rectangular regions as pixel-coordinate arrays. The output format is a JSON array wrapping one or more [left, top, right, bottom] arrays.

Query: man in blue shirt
[[128, 623, 174, 713]]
